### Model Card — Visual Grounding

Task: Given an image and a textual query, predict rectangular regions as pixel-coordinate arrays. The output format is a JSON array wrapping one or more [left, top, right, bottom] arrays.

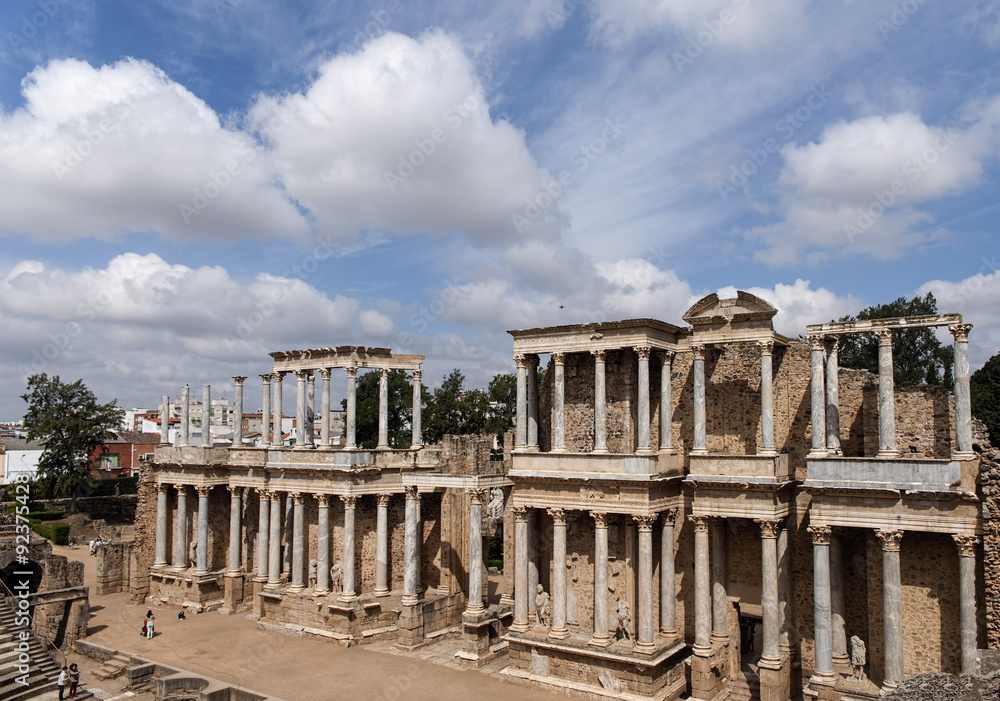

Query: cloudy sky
[[1, 0, 998, 420]]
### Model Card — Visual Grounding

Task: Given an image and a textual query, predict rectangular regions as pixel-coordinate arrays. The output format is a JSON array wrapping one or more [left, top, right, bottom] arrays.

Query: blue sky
[[1, 0, 999, 419]]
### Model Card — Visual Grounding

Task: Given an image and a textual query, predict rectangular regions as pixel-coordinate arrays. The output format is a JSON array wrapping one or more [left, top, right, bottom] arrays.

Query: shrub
[[92, 477, 138, 496], [25, 510, 65, 521], [30, 520, 70, 545]]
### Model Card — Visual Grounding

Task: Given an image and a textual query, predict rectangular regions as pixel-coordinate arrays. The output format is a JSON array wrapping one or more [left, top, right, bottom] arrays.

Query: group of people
[[87, 536, 104, 555], [55, 663, 80, 700]]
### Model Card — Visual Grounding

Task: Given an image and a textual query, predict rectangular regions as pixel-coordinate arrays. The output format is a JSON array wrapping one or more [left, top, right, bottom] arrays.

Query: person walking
[[145, 610, 155, 639], [68, 663, 80, 698], [56, 666, 69, 700]]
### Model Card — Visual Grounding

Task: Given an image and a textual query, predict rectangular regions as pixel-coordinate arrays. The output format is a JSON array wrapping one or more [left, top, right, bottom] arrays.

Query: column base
[[690, 448, 709, 456], [590, 447, 609, 455], [410, 443, 423, 450], [550, 446, 568, 453], [154, 561, 168, 568], [289, 584, 305, 592], [808, 449, 829, 459], [659, 629, 679, 641], [876, 449, 899, 458], [500, 594, 515, 606], [509, 623, 530, 634], [825, 447, 842, 456], [374, 587, 389, 597], [464, 604, 485, 616], [194, 568, 209, 576], [634, 447, 654, 455], [343, 444, 357, 451], [757, 449, 779, 457], [953, 451, 977, 461], [633, 640, 657, 655], [318, 444, 334, 451], [338, 593, 357, 603], [376, 444, 390, 450], [810, 672, 837, 686], [587, 635, 612, 648], [548, 627, 569, 640], [402, 594, 420, 606], [658, 447, 677, 455], [313, 588, 329, 596]]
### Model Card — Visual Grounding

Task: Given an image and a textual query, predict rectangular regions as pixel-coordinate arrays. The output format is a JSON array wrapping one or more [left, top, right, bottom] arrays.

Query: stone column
[[511, 506, 530, 632], [466, 490, 487, 613], [260, 374, 272, 447], [692, 345, 708, 454], [288, 492, 305, 591], [759, 519, 781, 665], [256, 490, 270, 579], [345, 366, 358, 450], [809, 336, 827, 457], [591, 512, 612, 645], [319, 369, 331, 448], [174, 485, 188, 569], [307, 373, 316, 446], [876, 330, 897, 457], [160, 395, 170, 444], [411, 369, 423, 448], [403, 486, 420, 605], [340, 495, 358, 601], [759, 341, 777, 455], [778, 527, 791, 657], [691, 515, 712, 653], [526, 355, 539, 450], [549, 508, 569, 639], [954, 534, 979, 676], [375, 494, 391, 596], [527, 510, 538, 613], [831, 533, 848, 668], [267, 492, 281, 585], [635, 514, 656, 652], [825, 338, 841, 454], [294, 371, 308, 449], [283, 493, 293, 574], [660, 509, 678, 639], [552, 353, 567, 452], [179, 384, 190, 446], [377, 368, 390, 450], [233, 376, 246, 447], [415, 493, 423, 593], [659, 351, 675, 452], [316, 495, 330, 594], [809, 525, 835, 683], [154, 483, 169, 566], [201, 385, 212, 446], [272, 371, 285, 446], [196, 486, 210, 573], [711, 518, 727, 645], [592, 349, 608, 453], [951, 325, 975, 458], [877, 529, 904, 689], [635, 346, 652, 454], [514, 354, 527, 450], [228, 486, 242, 574]]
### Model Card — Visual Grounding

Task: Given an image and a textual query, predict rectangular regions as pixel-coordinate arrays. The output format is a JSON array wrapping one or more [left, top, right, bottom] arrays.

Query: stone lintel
[[806, 313, 962, 336]]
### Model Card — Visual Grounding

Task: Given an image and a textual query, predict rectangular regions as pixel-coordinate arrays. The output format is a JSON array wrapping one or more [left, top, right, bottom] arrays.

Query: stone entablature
[[510, 451, 681, 478], [686, 453, 790, 483], [268, 345, 424, 372], [804, 457, 969, 493]]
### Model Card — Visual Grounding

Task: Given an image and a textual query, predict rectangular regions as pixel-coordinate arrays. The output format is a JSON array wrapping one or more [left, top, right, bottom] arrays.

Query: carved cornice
[[808, 524, 832, 545], [467, 488, 488, 505], [548, 508, 567, 526], [634, 514, 656, 531], [758, 519, 782, 539], [512, 505, 529, 521], [953, 534, 979, 557], [875, 529, 903, 551], [949, 324, 973, 343], [592, 512, 610, 528], [377, 493, 392, 507], [689, 515, 710, 534], [634, 346, 651, 361], [875, 329, 893, 347], [341, 495, 357, 509]]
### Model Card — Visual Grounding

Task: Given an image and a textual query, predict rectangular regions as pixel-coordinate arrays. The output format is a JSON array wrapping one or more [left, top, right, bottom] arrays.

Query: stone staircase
[[92, 652, 132, 680], [729, 667, 761, 701]]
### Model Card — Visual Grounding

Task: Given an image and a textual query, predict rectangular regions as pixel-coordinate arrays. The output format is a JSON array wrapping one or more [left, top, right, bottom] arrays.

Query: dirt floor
[[54, 544, 559, 701]]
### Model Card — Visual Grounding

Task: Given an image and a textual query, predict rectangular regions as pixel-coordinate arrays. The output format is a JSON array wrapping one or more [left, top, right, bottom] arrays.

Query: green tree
[[341, 369, 415, 449], [972, 350, 1000, 445], [423, 370, 477, 443], [485, 372, 517, 445], [836, 292, 953, 385], [21, 373, 124, 512]]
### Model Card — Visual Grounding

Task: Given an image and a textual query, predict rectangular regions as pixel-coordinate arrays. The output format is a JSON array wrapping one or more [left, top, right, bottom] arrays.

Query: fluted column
[[511, 505, 530, 632], [592, 349, 608, 453], [526, 354, 539, 450], [316, 495, 330, 594], [591, 512, 611, 645], [635, 514, 656, 652], [159, 395, 170, 444], [375, 494, 390, 596], [294, 371, 308, 449], [711, 518, 727, 645], [691, 515, 711, 653], [876, 330, 897, 457], [759, 341, 777, 455], [466, 490, 487, 613], [196, 486, 210, 573], [403, 486, 419, 605], [831, 533, 848, 668], [514, 355, 527, 450], [227, 486, 242, 573], [692, 345, 707, 454], [809, 336, 827, 457], [179, 384, 190, 446], [659, 351, 675, 452], [233, 377, 246, 447], [809, 525, 835, 683], [411, 369, 423, 448], [201, 385, 212, 446], [377, 368, 390, 449], [345, 366, 358, 449], [758, 519, 781, 665], [551, 353, 566, 452], [260, 374, 271, 447], [951, 324, 975, 458], [547, 508, 569, 639], [660, 509, 678, 639], [340, 495, 357, 601], [877, 529, 904, 689], [154, 483, 169, 567], [954, 534, 979, 676], [825, 338, 841, 454], [635, 346, 652, 454], [319, 369, 331, 448], [174, 485, 188, 569], [256, 489, 270, 579], [267, 491, 281, 585], [272, 371, 285, 446]]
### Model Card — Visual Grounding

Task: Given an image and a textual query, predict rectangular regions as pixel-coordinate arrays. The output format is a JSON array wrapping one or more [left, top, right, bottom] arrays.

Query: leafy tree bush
[[972, 350, 1000, 445]]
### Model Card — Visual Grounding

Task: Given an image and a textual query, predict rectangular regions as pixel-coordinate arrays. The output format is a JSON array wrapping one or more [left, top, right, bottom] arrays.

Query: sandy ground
[[54, 545, 558, 701]]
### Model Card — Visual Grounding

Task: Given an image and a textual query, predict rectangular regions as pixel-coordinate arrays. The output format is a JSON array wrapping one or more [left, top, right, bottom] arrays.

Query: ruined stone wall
[[95, 542, 132, 595], [39, 495, 138, 521], [863, 384, 956, 458], [132, 463, 156, 601], [976, 419, 1000, 648]]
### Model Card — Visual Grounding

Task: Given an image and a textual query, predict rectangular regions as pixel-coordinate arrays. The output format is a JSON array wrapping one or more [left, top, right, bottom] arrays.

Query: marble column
[[294, 371, 309, 449], [272, 371, 285, 446], [283, 493, 293, 574], [256, 490, 270, 579], [711, 518, 728, 644], [527, 510, 538, 613], [260, 374, 272, 447], [307, 373, 316, 446], [549, 508, 569, 639], [951, 325, 975, 458], [227, 486, 242, 574], [510, 506, 530, 632], [289, 492, 305, 591], [552, 353, 567, 452], [831, 533, 848, 668], [877, 529, 904, 689], [692, 345, 708, 454], [660, 509, 678, 639], [201, 385, 212, 447], [340, 495, 357, 601], [691, 515, 711, 653], [179, 384, 190, 446], [377, 368, 390, 449], [636, 346, 652, 454], [411, 369, 423, 448], [809, 525, 835, 683], [345, 366, 358, 450], [659, 351, 675, 452], [154, 483, 169, 566], [267, 492, 281, 585], [876, 330, 897, 457], [591, 512, 612, 645], [319, 369, 331, 448], [592, 349, 608, 453], [526, 355, 539, 450], [809, 336, 827, 457], [159, 395, 170, 444], [232, 376, 246, 447], [778, 527, 791, 657], [174, 485, 188, 569], [316, 495, 330, 594], [635, 514, 656, 652], [759, 519, 781, 665], [466, 490, 487, 613], [196, 486, 210, 573], [825, 338, 841, 454], [375, 494, 391, 596], [759, 341, 777, 455], [514, 354, 527, 450], [415, 493, 422, 593], [954, 534, 979, 676], [402, 486, 419, 605]]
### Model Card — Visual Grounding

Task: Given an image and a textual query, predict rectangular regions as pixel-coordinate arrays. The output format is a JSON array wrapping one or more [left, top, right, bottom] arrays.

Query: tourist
[[145, 610, 155, 639], [88, 539, 95, 555], [56, 666, 68, 700], [68, 663, 80, 698], [177, 610, 186, 620], [115, 484, 120, 496]]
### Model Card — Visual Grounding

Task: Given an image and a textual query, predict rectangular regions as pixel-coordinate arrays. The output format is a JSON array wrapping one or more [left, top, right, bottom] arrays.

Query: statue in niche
[[850, 635, 867, 683], [616, 600, 632, 641], [188, 540, 198, 568], [308, 559, 317, 589], [535, 584, 551, 627], [486, 487, 504, 521], [330, 562, 343, 594], [566, 554, 579, 625]]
